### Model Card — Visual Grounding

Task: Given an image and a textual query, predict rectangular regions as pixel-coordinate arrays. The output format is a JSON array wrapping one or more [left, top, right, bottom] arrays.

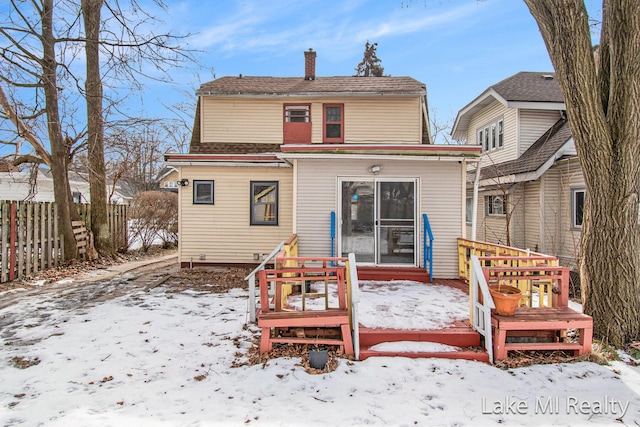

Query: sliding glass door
[[340, 179, 416, 265]]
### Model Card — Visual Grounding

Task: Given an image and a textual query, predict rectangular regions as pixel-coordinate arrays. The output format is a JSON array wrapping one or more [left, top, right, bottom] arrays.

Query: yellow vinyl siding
[[177, 165, 293, 264], [344, 98, 420, 143], [295, 158, 463, 278], [518, 109, 563, 155], [201, 98, 283, 144], [200, 96, 421, 146]]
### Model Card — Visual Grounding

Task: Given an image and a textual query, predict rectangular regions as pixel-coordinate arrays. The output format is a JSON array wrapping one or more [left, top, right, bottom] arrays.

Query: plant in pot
[[489, 279, 522, 316]]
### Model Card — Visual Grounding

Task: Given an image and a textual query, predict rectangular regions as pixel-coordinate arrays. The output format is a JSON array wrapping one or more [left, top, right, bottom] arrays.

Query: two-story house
[[165, 49, 480, 278], [452, 71, 583, 267]]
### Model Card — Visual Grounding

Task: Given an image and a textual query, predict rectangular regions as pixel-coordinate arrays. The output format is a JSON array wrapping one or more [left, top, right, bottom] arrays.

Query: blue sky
[[143, 0, 600, 138]]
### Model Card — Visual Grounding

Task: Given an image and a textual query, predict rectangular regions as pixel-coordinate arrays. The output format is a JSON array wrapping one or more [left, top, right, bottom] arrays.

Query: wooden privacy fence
[[0, 201, 61, 283], [0, 201, 128, 284]]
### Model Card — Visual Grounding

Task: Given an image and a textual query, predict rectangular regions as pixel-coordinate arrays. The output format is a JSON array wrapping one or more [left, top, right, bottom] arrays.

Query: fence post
[[9, 202, 16, 281]]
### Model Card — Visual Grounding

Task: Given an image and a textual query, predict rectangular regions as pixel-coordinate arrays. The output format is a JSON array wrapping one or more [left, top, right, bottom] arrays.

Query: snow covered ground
[[0, 273, 639, 426]]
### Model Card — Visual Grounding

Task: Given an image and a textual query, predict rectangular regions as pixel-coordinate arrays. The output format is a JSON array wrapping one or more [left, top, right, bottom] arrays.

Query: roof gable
[[452, 72, 566, 140]]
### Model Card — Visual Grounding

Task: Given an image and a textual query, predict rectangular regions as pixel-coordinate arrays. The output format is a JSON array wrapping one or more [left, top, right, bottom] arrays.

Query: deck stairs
[[356, 266, 489, 362], [358, 321, 489, 362]]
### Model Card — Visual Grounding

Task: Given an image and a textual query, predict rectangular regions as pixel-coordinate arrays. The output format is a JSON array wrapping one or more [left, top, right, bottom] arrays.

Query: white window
[[193, 180, 214, 204], [164, 181, 178, 189], [477, 118, 504, 152], [571, 188, 585, 228], [284, 105, 310, 122], [485, 195, 506, 216]]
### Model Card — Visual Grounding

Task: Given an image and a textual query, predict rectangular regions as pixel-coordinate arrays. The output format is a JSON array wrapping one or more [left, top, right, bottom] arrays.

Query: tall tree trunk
[[42, 0, 77, 261], [524, 0, 640, 346], [82, 0, 111, 255]]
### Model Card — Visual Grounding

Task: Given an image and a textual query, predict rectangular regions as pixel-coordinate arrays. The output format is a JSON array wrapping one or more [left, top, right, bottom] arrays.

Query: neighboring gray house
[[452, 72, 584, 268]]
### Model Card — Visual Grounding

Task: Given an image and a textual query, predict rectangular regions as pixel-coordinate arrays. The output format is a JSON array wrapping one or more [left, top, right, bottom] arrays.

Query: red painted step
[[356, 266, 431, 283], [359, 326, 481, 347], [358, 325, 489, 362], [359, 348, 490, 362]]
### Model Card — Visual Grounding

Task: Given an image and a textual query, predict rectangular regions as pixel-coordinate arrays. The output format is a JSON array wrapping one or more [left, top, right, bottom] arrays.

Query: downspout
[[471, 162, 481, 241], [421, 95, 434, 144]]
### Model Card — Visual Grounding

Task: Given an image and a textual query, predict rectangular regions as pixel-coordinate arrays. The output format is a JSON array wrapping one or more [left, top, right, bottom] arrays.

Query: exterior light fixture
[[179, 179, 189, 186], [369, 165, 382, 174]]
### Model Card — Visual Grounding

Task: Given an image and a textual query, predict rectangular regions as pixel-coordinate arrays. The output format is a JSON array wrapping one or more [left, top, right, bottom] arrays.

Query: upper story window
[[323, 104, 344, 143], [285, 105, 310, 122], [477, 118, 504, 153], [485, 195, 506, 216], [283, 104, 311, 144], [571, 188, 585, 229], [163, 181, 178, 189]]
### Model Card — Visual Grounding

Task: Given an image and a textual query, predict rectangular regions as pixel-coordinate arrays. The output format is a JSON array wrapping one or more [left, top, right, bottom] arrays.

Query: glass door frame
[[338, 177, 418, 267]]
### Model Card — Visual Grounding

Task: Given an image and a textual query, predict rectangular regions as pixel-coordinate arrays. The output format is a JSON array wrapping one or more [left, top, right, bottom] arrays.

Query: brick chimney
[[304, 48, 316, 80]]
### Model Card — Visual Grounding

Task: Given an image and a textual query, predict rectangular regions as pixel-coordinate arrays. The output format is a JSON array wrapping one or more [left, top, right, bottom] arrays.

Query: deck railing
[[457, 238, 558, 283], [347, 253, 360, 360], [470, 255, 494, 363], [245, 241, 284, 323]]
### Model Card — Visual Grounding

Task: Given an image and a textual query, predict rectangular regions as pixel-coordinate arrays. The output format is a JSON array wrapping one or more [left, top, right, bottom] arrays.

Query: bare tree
[[0, 1, 81, 259], [524, 0, 640, 346], [82, 0, 111, 254]]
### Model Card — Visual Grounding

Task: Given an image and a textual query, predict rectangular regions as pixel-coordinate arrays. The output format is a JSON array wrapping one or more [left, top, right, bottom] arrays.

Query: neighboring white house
[[0, 168, 132, 205], [452, 71, 584, 268]]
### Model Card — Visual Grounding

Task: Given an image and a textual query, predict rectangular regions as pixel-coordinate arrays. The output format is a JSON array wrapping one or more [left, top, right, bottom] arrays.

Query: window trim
[[250, 181, 279, 226], [193, 180, 214, 205], [323, 103, 344, 143], [476, 117, 504, 153], [466, 196, 473, 224], [571, 187, 585, 229], [284, 104, 310, 123], [485, 195, 506, 217]]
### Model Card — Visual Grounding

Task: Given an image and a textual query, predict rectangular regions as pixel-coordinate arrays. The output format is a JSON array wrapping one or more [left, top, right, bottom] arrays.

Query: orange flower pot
[[489, 284, 522, 316]]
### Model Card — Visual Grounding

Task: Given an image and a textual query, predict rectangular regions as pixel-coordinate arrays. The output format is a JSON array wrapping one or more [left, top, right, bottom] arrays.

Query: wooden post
[[39, 203, 45, 272], [9, 202, 16, 281], [26, 203, 33, 276], [17, 202, 25, 279], [1, 202, 8, 282]]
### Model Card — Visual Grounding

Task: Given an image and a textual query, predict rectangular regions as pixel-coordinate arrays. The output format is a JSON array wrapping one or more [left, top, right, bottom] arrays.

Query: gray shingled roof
[[491, 71, 564, 103], [197, 76, 426, 96], [481, 118, 573, 180]]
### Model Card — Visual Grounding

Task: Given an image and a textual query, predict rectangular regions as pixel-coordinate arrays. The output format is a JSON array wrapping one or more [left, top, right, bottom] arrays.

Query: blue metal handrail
[[422, 213, 434, 282], [330, 211, 336, 258]]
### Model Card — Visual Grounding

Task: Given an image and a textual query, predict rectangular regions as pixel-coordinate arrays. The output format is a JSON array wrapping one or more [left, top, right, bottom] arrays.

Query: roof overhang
[[279, 143, 481, 160], [165, 153, 290, 168], [196, 91, 425, 98], [475, 138, 575, 187]]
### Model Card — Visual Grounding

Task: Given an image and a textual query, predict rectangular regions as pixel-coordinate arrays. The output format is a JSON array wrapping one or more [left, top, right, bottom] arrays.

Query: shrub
[[129, 191, 178, 252]]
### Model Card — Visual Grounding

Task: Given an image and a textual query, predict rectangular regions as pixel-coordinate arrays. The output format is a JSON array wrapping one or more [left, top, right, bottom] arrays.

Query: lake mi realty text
[[482, 395, 630, 418]]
